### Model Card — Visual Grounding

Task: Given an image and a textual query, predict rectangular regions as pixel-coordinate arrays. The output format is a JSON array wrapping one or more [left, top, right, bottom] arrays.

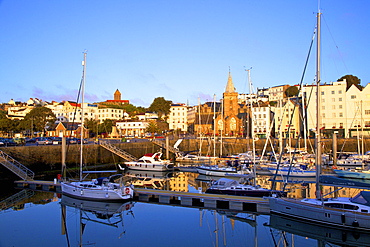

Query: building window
[[339, 112, 343, 117], [321, 91, 325, 95], [332, 98, 335, 102], [339, 98, 342, 102], [332, 105, 335, 109], [339, 105, 342, 109], [351, 95, 356, 99], [338, 90, 342, 94], [365, 110, 370, 115], [333, 113, 336, 117], [331, 91, 335, 94]]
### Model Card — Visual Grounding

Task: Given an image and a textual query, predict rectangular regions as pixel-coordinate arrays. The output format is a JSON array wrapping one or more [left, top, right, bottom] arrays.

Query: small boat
[[61, 52, 134, 201], [334, 168, 370, 180], [205, 178, 287, 197], [197, 163, 251, 177], [120, 151, 174, 171], [176, 153, 217, 162]]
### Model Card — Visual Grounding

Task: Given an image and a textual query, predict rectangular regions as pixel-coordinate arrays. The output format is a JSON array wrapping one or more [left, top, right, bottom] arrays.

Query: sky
[[0, 0, 369, 108]]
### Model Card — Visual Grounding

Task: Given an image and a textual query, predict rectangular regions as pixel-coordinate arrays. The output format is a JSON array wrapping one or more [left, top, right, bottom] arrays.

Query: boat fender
[[341, 214, 345, 224], [125, 187, 130, 195], [352, 220, 359, 227], [341, 231, 347, 242]]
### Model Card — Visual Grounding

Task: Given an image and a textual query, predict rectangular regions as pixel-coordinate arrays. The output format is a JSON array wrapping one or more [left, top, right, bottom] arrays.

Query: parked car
[[35, 137, 52, 145], [13, 137, 26, 146], [49, 137, 62, 145], [3, 138, 17, 146], [67, 137, 78, 144]]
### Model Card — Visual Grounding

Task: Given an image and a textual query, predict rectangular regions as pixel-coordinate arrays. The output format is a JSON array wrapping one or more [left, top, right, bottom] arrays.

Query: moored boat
[[120, 151, 174, 171], [206, 178, 287, 197]]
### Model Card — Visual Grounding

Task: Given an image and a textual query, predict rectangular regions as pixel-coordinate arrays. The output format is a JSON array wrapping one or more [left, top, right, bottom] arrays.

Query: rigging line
[[322, 14, 350, 74], [65, 77, 84, 179], [271, 26, 316, 190]]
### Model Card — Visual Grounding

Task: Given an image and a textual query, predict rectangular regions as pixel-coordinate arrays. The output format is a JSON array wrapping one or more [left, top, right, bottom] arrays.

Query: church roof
[[225, 71, 236, 93]]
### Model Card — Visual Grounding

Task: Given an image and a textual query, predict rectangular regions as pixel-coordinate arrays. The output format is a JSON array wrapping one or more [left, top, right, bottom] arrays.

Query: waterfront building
[[46, 122, 88, 138], [251, 101, 274, 138], [116, 121, 149, 137], [272, 98, 302, 139], [303, 79, 370, 138], [168, 103, 188, 132]]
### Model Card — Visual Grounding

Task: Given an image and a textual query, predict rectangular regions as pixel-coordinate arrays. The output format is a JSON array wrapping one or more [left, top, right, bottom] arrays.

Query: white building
[[251, 102, 274, 138], [116, 121, 149, 137], [97, 107, 128, 123], [168, 103, 188, 132], [303, 79, 370, 138]]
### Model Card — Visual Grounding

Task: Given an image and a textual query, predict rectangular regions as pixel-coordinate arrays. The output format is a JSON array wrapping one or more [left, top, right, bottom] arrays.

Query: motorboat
[[205, 178, 287, 198], [120, 151, 174, 171]]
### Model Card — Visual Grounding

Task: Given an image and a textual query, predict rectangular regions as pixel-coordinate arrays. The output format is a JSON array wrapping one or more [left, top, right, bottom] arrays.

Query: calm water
[[0, 172, 365, 247]]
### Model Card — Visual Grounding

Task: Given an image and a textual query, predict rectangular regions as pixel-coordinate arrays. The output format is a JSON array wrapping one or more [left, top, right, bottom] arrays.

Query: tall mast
[[80, 51, 87, 181], [315, 11, 322, 199]]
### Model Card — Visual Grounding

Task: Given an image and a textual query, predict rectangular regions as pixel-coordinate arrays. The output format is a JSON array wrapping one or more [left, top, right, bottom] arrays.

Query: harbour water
[[0, 172, 368, 247]]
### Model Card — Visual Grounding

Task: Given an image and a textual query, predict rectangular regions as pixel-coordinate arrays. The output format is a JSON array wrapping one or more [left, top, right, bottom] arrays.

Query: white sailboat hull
[[268, 167, 316, 177], [61, 181, 133, 201], [197, 165, 250, 177], [269, 197, 370, 231]]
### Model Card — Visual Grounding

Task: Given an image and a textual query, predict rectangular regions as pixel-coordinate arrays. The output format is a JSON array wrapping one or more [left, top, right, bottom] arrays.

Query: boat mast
[[246, 67, 256, 185], [315, 11, 322, 199], [80, 51, 87, 182]]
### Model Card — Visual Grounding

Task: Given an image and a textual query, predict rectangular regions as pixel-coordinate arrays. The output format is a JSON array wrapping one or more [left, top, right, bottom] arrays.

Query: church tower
[[114, 89, 121, 101], [223, 71, 239, 117]]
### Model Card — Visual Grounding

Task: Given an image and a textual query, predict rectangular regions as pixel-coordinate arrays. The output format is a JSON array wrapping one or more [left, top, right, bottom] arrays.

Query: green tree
[[0, 118, 14, 136], [148, 97, 172, 120], [85, 119, 99, 138], [22, 107, 56, 134], [145, 121, 161, 136], [285, 86, 299, 97], [98, 119, 114, 135], [338, 74, 362, 90]]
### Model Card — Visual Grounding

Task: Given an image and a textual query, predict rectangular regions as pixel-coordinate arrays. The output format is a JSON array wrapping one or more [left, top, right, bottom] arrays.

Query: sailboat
[[60, 52, 134, 201], [269, 10, 370, 231]]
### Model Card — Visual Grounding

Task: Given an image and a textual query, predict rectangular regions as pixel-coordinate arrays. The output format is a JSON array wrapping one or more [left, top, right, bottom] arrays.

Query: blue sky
[[1, 0, 369, 107]]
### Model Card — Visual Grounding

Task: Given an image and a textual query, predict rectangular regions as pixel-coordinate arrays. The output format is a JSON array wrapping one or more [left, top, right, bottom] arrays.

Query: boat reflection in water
[[268, 214, 370, 247], [60, 195, 134, 246], [124, 170, 177, 189]]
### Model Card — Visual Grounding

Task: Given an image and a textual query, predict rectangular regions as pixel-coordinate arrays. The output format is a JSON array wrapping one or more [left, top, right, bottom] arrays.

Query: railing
[[99, 141, 137, 162], [0, 189, 34, 212], [151, 138, 183, 157], [0, 150, 35, 180]]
